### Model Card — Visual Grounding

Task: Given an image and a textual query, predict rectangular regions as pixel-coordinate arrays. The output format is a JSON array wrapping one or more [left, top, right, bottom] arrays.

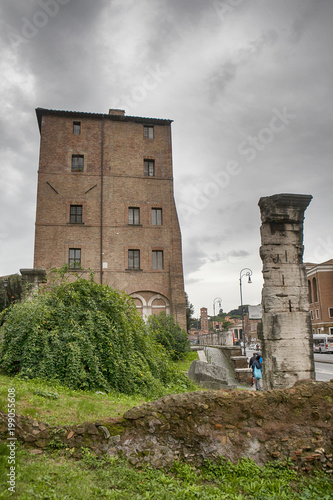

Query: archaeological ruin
[[258, 193, 315, 389]]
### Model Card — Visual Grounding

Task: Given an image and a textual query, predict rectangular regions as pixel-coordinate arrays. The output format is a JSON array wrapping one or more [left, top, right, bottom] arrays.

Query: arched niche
[[130, 291, 170, 321]]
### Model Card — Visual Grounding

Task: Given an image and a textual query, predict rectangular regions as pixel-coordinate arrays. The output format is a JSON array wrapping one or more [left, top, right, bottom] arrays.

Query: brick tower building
[[34, 108, 186, 329], [200, 307, 209, 334]]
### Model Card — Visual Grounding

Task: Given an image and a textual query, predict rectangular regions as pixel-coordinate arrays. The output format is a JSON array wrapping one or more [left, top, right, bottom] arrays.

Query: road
[[247, 350, 333, 382]]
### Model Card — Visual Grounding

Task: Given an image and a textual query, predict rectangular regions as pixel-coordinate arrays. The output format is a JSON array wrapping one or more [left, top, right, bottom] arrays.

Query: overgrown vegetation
[[147, 312, 190, 360], [0, 274, 23, 313], [0, 270, 195, 398], [0, 364, 190, 426], [1, 446, 332, 499]]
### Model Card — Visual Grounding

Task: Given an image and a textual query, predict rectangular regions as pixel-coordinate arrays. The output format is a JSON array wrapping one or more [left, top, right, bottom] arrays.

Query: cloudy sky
[[0, 0, 332, 316]]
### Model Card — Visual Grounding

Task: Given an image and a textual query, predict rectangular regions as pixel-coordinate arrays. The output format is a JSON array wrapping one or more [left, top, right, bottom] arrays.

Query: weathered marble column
[[258, 194, 315, 389]]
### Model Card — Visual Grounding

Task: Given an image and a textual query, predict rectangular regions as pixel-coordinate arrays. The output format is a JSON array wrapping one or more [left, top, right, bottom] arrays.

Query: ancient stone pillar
[[258, 194, 315, 389]]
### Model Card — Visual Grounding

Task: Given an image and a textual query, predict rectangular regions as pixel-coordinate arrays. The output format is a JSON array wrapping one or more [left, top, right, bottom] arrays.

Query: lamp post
[[239, 268, 252, 356], [3, 279, 8, 308], [213, 297, 222, 330]]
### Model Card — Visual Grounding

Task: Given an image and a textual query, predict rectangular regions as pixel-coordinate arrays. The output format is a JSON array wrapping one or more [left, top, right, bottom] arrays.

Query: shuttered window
[[152, 208, 162, 225], [152, 251, 163, 270], [128, 207, 140, 225], [128, 250, 140, 270], [70, 205, 82, 223], [71, 155, 84, 172], [69, 248, 81, 269], [143, 126, 154, 139], [144, 160, 155, 176]]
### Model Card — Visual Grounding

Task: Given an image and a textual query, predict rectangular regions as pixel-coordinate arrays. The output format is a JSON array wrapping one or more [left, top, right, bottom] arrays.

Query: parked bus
[[312, 334, 333, 353]]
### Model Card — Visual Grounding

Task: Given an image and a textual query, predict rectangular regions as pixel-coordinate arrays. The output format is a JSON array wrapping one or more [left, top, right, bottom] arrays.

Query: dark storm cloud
[[288, 0, 328, 44], [249, 29, 279, 53], [131, 0, 218, 69], [208, 61, 238, 103], [0, 0, 333, 312], [205, 250, 250, 264], [183, 232, 251, 277], [1, 0, 111, 110], [182, 241, 206, 276], [168, 0, 209, 18]]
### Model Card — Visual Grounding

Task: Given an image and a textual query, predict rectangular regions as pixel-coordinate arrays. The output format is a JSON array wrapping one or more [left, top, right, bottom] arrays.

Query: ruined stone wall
[[1, 381, 332, 471], [198, 331, 233, 346], [258, 194, 315, 389]]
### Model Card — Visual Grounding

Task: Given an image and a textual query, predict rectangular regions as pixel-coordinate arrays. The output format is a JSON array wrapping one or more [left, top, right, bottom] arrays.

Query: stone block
[[187, 360, 227, 389], [262, 312, 313, 340], [261, 339, 313, 372]]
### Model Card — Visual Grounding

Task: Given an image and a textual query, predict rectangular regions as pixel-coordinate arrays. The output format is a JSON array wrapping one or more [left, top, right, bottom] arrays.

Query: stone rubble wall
[[198, 331, 233, 346], [1, 380, 333, 471]]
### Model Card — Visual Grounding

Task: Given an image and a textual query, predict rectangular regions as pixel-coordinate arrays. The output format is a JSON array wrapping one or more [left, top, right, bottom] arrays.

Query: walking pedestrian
[[253, 354, 262, 391], [249, 352, 257, 386]]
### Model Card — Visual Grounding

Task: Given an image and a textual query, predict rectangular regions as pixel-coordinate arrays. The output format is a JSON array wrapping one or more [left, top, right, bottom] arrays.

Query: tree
[[185, 292, 195, 331], [147, 312, 190, 360], [228, 307, 242, 317], [222, 320, 232, 331], [0, 274, 193, 396]]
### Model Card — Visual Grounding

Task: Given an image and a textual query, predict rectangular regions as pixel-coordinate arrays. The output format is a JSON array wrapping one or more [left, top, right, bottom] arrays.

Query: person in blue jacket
[[253, 354, 262, 391]]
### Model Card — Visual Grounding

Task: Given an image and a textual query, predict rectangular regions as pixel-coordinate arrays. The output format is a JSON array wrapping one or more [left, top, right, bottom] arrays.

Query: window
[[144, 159, 155, 176], [143, 126, 154, 139], [308, 280, 312, 303], [128, 250, 140, 270], [315, 309, 320, 319], [69, 248, 81, 269], [310, 311, 314, 320], [73, 122, 81, 135], [313, 277, 318, 302], [317, 328, 321, 334], [152, 208, 162, 225], [330, 327, 333, 335], [70, 205, 82, 223], [72, 155, 84, 172], [128, 207, 140, 225], [152, 250, 163, 270]]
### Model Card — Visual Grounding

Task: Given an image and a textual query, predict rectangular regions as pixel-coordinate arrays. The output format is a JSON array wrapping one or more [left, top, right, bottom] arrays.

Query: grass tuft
[[0, 446, 332, 499]]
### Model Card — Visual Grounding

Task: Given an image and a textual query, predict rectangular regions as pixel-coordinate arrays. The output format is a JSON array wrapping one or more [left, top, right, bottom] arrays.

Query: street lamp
[[213, 297, 222, 330], [3, 279, 8, 308], [239, 268, 252, 356]]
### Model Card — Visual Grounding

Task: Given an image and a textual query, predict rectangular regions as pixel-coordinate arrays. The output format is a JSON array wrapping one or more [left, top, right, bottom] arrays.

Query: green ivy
[[147, 312, 190, 360], [0, 275, 194, 397]]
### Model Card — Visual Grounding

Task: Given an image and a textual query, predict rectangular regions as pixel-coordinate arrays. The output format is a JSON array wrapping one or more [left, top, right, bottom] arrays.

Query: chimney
[[108, 109, 125, 116]]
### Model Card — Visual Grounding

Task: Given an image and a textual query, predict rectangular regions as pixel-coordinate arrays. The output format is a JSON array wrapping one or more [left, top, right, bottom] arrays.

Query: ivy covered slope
[[0, 276, 194, 397]]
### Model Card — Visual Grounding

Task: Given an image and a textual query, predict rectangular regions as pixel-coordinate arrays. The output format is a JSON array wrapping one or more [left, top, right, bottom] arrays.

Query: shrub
[[147, 312, 190, 360], [0, 276, 194, 397]]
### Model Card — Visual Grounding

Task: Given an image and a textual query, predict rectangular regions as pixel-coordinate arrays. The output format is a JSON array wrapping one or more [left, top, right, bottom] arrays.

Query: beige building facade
[[34, 108, 186, 329]]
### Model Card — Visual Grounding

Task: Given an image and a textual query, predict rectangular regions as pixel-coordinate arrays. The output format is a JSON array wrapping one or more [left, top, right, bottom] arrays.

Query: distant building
[[243, 313, 261, 343], [229, 322, 243, 343], [212, 320, 223, 330], [306, 260, 333, 335], [200, 307, 209, 334], [188, 328, 199, 345], [33, 107, 186, 329]]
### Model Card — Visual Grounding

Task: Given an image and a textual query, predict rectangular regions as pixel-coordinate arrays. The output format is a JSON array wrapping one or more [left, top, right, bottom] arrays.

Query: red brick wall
[[308, 267, 333, 333], [34, 111, 186, 329]]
